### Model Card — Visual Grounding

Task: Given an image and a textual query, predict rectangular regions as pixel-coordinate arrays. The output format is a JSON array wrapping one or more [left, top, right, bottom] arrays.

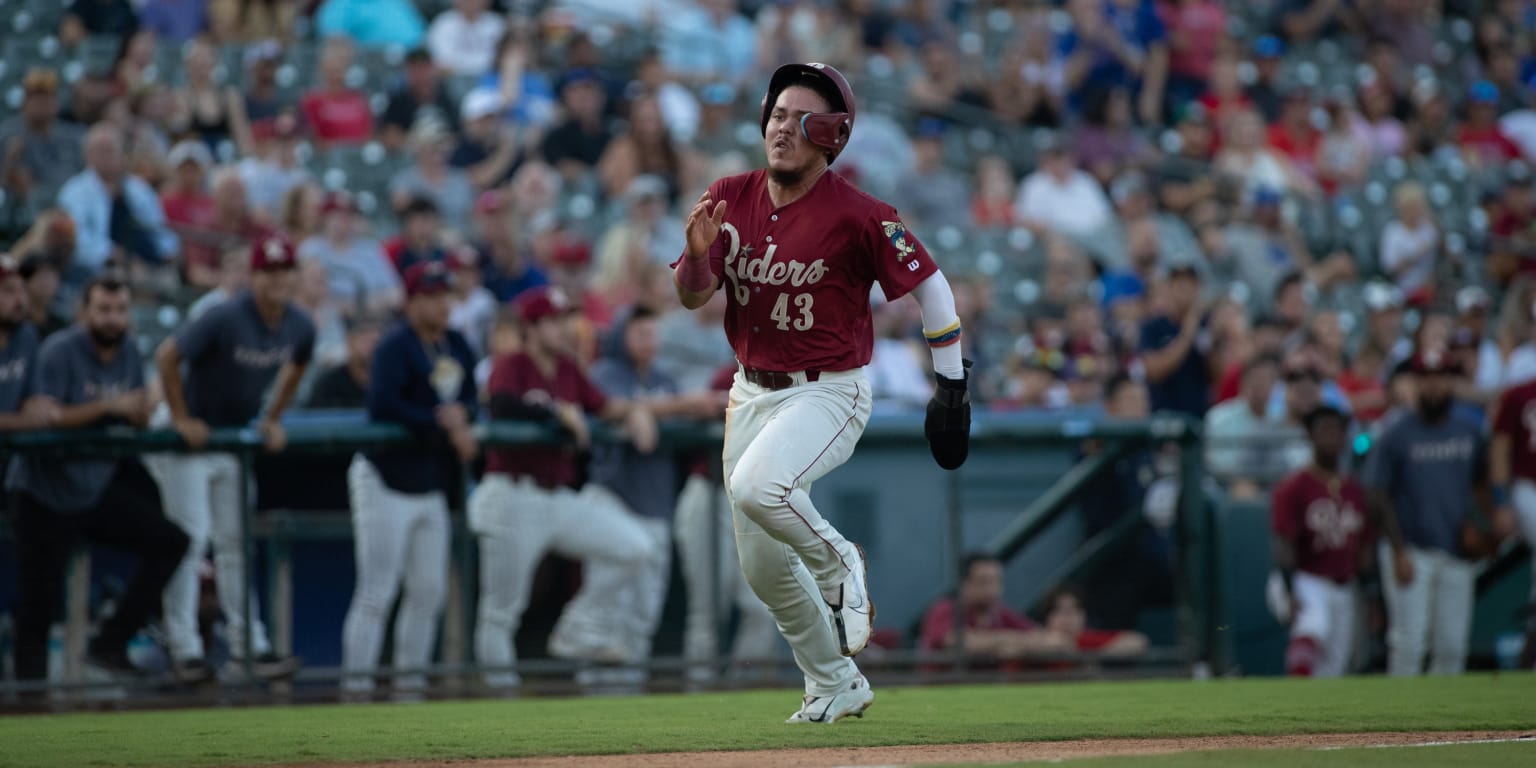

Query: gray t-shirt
[[6, 327, 145, 512], [588, 357, 678, 521], [653, 308, 733, 394], [297, 235, 403, 310], [1363, 411, 1487, 554], [178, 291, 316, 427], [0, 323, 39, 413]]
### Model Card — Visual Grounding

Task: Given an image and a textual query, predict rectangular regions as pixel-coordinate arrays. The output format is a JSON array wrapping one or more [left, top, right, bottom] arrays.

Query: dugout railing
[[0, 414, 1212, 706]]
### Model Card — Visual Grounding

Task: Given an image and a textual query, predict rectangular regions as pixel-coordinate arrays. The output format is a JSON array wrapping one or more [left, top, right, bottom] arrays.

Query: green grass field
[[1, 675, 1532, 768]]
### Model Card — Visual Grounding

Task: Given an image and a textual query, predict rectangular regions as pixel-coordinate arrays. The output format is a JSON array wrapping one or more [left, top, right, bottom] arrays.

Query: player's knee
[[406, 575, 448, 609], [728, 464, 790, 524]]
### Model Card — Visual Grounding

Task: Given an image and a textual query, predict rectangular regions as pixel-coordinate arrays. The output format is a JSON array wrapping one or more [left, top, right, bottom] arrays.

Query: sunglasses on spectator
[[1284, 369, 1321, 383]]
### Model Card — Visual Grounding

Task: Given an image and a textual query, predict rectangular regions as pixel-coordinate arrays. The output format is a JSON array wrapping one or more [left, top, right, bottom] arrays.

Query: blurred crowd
[[0, 0, 1535, 689]]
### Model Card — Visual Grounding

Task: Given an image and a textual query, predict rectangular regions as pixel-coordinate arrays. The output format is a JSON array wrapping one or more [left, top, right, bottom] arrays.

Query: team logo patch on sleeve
[[882, 220, 916, 261]]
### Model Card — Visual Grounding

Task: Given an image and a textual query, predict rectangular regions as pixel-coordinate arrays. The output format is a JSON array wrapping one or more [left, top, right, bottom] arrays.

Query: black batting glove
[[925, 359, 972, 470]]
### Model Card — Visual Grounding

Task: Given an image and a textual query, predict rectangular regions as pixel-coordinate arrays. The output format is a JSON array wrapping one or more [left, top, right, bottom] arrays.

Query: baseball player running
[[341, 261, 479, 695], [152, 237, 313, 684], [1486, 379, 1534, 663], [672, 62, 971, 723], [470, 287, 662, 691], [1268, 406, 1370, 677]]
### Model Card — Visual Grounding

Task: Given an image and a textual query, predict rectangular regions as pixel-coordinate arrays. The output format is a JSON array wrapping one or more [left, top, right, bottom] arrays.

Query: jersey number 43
[[769, 293, 815, 331]]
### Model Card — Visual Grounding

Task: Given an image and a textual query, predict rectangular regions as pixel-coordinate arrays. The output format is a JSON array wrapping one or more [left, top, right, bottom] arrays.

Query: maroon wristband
[[677, 255, 714, 292]]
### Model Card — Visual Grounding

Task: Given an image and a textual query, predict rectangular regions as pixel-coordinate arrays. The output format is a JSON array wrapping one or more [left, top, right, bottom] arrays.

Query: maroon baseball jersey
[[1494, 380, 1536, 482], [1271, 469, 1370, 583], [682, 169, 938, 372], [485, 351, 607, 490]]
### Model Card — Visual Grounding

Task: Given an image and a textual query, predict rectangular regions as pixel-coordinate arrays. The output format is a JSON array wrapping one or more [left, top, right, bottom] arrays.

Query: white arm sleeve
[[911, 271, 965, 379]]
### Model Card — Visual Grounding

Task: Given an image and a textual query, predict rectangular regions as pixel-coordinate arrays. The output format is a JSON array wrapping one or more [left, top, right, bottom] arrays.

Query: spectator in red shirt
[[1458, 81, 1522, 168], [1040, 585, 1149, 658], [161, 140, 272, 287], [1267, 87, 1322, 181], [300, 36, 373, 147], [918, 552, 1056, 660], [1157, 0, 1226, 107]]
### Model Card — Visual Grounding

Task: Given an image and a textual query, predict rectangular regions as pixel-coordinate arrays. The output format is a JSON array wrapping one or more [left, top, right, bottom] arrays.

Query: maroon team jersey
[[1271, 469, 1371, 583], [686, 169, 938, 372], [485, 352, 607, 490], [1494, 380, 1536, 483]]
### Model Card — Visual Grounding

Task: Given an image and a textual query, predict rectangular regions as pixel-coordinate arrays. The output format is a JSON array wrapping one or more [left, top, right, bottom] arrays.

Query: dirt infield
[[297, 731, 1534, 768]]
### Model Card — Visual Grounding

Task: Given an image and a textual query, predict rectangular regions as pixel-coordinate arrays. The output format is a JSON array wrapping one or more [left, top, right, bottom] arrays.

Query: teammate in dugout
[[672, 62, 971, 724], [1486, 376, 1536, 666], [1267, 406, 1370, 678], [469, 287, 663, 691], [341, 260, 479, 695], [150, 237, 313, 684]]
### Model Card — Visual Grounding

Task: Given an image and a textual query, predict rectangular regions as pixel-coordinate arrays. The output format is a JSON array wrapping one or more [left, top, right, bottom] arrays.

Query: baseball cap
[[0, 253, 19, 281], [446, 244, 479, 271], [243, 39, 283, 68], [1162, 262, 1202, 281], [622, 174, 669, 205], [516, 286, 575, 324], [167, 139, 214, 170], [320, 191, 357, 216], [1469, 80, 1500, 105], [1455, 286, 1491, 314], [1252, 186, 1284, 207], [550, 238, 591, 267], [558, 67, 602, 93], [699, 82, 736, 106], [1408, 348, 1464, 376], [916, 117, 947, 140], [404, 260, 454, 298], [249, 236, 298, 271], [461, 88, 505, 123], [1253, 35, 1285, 59], [474, 189, 508, 215]]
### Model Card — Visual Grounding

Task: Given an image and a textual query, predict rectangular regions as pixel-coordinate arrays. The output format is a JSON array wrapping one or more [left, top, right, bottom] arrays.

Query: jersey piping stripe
[[782, 382, 864, 574]]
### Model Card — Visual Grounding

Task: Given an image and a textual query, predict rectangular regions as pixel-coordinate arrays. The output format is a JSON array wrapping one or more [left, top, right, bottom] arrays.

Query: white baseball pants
[[340, 455, 449, 692], [146, 452, 272, 662], [1511, 480, 1536, 609], [673, 474, 781, 677], [1378, 540, 1475, 676], [723, 368, 871, 697], [467, 474, 660, 689], [1289, 571, 1356, 677]]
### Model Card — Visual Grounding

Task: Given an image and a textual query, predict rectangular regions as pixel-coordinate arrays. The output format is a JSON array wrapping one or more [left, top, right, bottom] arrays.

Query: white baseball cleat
[[785, 674, 874, 724], [825, 544, 874, 657]]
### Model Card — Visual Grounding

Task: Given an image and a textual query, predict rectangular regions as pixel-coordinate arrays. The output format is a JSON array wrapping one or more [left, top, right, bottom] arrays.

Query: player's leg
[[1378, 540, 1433, 676], [726, 486, 782, 674], [1316, 580, 1356, 678], [10, 493, 78, 686], [674, 474, 724, 679], [391, 491, 450, 692], [146, 453, 214, 669], [340, 456, 410, 692], [547, 485, 659, 661], [205, 453, 276, 664], [80, 460, 190, 665], [469, 475, 552, 689], [1285, 571, 1329, 676], [726, 378, 871, 588], [1427, 551, 1475, 675]]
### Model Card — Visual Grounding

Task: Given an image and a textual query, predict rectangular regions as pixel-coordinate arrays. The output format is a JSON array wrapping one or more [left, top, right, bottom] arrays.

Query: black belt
[[742, 367, 820, 391]]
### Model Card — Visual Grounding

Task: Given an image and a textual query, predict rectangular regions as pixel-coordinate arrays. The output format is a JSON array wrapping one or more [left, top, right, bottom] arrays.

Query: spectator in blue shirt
[[1060, 0, 1169, 123], [315, 0, 425, 49]]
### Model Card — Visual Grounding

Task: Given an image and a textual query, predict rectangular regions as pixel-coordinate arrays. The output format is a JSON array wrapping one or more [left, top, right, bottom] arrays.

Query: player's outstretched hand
[[685, 193, 727, 260], [925, 360, 972, 470], [173, 415, 211, 450]]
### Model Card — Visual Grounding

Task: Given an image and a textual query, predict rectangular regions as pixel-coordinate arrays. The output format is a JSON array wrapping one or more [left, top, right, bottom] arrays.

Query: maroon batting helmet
[[760, 62, 856, 163]]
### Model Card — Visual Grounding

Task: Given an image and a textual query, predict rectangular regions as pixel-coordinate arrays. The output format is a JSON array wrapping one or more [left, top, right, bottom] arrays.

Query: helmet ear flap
[[800, 112, 852, 157]]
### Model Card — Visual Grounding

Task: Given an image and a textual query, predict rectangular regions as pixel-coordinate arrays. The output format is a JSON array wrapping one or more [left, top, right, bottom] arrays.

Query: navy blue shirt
[[1363, 411, 1487, 555], [0, 323, 39, 414], [177, 292, 316, 427], [363, 322, 478, 495], [1138, 316, 1210, 418], [6, 327, 145, 511], [588, 357, 679, 521], [480, 251, 549, 304]]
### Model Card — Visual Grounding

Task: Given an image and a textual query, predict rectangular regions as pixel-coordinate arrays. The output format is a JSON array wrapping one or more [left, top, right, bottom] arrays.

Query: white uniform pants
[[467, 474, 660, 689], [146, 452, 271, 661], [1511, 480, 1536, 610], [1378, 541, 1475, 676], [1290, 571, 1356, 677], [673, 474, 780, 675], [340, 455, 450, 692], [723, 368, 871, 697]]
